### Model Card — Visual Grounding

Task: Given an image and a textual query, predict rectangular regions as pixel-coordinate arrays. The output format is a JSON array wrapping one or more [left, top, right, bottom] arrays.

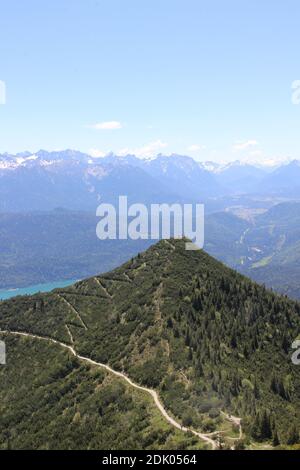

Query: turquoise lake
[[0, 279, 78, 300]]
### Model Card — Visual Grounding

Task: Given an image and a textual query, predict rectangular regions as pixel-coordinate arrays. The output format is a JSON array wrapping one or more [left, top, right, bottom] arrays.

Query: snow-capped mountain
[[256, 160, 300, 196], [0, 150, 299, 212], [212, 160, 267, 193]]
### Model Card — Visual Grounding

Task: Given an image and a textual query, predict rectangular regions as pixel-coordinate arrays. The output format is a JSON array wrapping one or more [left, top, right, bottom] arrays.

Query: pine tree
[[260, 410, 272, 439], [253, 378, 260, 399], [195, 359, 203, 377], [272, 429, 280, 447], [287, 424, 299, 445], [185, 329, 191, 346]]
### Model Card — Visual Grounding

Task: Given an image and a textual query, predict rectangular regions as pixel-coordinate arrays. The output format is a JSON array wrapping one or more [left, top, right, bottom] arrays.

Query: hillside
[[0, 210, 151, 289], [206, 203, 300, 299], [1, 239, 300, 449], [242, 203, 300, 297], [0, 335, 205, 450]]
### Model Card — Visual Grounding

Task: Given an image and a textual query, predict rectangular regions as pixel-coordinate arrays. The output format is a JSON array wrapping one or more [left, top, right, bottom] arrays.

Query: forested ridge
[[0, 239, 300, 449]]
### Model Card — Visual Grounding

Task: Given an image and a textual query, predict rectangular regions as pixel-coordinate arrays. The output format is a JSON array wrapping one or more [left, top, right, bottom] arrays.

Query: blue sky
[[0, 0, 300, 163]]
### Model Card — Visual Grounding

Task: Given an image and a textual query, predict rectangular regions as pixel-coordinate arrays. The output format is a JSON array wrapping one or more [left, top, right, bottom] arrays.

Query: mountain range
[[1, 150, 300, 212]]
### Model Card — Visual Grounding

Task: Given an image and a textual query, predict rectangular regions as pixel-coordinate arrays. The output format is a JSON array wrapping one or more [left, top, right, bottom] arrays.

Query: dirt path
[[93, 278, 113, 299], [0, 328, 216, 449], [56, 294, 88, 330], [123, 273, 133, 283], [221, 411, 242, 440], [65, 325, 74, 345], [164, 239, 176, 251], [153, 283, 163, 322]]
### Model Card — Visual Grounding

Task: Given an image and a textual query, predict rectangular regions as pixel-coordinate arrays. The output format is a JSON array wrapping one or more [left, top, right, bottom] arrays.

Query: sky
[[0, 0, 300, 163]]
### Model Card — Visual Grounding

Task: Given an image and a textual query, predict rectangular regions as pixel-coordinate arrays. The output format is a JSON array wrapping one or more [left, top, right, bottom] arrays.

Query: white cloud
[[119, 140, 168, 158], [233, 140, 259, 152], [249, 150, 264, 158], [88, 121, 123, 130], [88, 148, 107, 158], [244, 150, 290, 167], [187, 144, 205, 152]]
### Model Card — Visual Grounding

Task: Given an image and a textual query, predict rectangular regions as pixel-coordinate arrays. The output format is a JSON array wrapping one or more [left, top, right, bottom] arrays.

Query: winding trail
[[93, 278, 113, 300], [56, 294, 88, 330], [221, 411, 242, 440], [123, 273, 133, 283], [65, 325, 75, 345], [164, 239, 176, 251], [0, 328, 216, 449]]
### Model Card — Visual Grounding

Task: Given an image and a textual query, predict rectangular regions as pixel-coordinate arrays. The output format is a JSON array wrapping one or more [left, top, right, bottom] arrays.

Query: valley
[[1, 200, 300, 300]]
